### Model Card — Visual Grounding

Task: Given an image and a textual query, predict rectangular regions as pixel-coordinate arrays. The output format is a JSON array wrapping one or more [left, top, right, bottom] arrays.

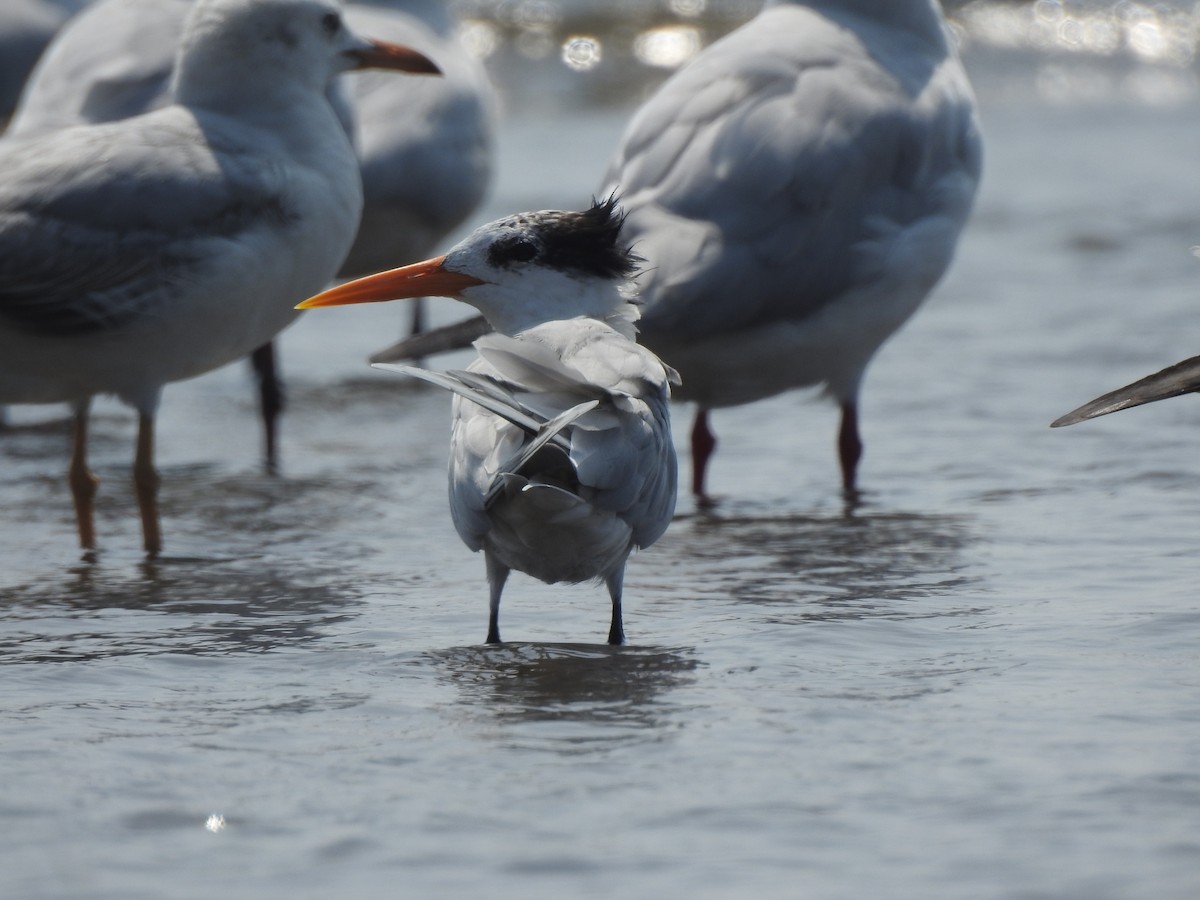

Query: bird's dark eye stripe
[[321, 12, 341, 36], [488, 237, 538, 268]]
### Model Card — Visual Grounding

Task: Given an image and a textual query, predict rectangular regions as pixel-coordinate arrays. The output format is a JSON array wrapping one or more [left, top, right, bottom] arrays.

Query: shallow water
[[4, 7, 1200, 899]]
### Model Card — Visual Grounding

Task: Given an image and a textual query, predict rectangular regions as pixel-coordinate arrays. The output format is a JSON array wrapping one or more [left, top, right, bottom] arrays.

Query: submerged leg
[[605, 565, 626, 646], [690, 408, 716, 503], [484, 551, 510, 644], [134, 412, 162, 557], [838, 400, 862, 495], [250, 341, 285, 475], [68, 402, 99, 550]]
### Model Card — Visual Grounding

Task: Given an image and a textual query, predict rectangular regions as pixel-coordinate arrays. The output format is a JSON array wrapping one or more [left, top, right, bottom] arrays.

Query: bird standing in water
[[6, 0, 493, 473], [299, 199, 678, 645], [0, 0, 439, 554], [603, 0, 982, 500]]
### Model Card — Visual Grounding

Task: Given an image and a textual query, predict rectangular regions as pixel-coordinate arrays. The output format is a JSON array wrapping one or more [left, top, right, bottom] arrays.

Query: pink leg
[[690, 409, 716, 503], [838, 400, 862, 494]]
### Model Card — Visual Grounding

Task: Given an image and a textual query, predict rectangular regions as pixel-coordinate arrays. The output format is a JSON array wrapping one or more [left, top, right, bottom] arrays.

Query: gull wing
[[603, 3, 982, 339], [0, 109, 299, 337]]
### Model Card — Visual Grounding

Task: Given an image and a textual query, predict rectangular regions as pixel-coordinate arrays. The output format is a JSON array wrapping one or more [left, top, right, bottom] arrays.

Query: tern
[[1052, 356, 1200, 427], [374, 0, 983, 502], [299, 199, 678, 645], [0, 0, 439, 555], [7, 0, 494, 470]]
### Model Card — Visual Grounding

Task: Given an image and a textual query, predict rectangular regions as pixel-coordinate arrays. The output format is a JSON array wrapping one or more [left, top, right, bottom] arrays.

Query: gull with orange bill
[[0, 0, 439, 555], [8, 0, 495, 469]]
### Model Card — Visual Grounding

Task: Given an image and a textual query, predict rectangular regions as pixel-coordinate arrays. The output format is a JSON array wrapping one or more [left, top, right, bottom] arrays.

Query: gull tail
[[368, 316, 491, 364]]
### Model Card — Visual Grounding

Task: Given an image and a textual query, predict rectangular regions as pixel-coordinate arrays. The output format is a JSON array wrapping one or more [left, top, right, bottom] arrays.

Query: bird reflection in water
[[654, 507, 978, 625], [0, 552, 363, 664], [429, 643, 699, 734]]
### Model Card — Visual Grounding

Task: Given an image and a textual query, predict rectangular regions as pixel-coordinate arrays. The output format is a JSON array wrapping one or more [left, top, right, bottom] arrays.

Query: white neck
[[461, 270, 640, 338]]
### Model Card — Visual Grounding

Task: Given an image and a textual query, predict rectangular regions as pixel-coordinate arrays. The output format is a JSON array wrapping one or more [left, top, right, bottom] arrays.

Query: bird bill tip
[[1050, 402, 1119, 427], [351, 40, 442, 75]]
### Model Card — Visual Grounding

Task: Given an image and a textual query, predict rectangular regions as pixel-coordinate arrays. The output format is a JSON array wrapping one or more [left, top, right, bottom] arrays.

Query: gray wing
[[602, 3, 982, 339], [0, 112, 298, 336], [1052, 355, 1200, 427], [375, 362, 596, 458], [390, 322, 678, 552], [474, 322, 678, 549]]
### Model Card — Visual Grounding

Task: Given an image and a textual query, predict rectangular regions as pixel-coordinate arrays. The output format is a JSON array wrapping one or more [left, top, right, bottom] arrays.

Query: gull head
[[173, 0, 439, 106]]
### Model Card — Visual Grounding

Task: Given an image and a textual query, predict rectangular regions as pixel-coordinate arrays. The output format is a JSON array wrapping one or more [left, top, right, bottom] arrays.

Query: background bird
[[337, 0, 496, 281], [1052, 355, 1200, 427], [0, 0, 439, 554], [5, 0, 495, 469], [374, 0, 982, 505], [0, 0, 83, 125], [601, 0, 982, 501], [299, 199, 678, 645]]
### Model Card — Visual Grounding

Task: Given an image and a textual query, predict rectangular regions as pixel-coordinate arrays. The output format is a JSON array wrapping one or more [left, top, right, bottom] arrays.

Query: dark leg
[[409, 297, 426, 338], [605, 567, 626, 646], [838, 400, 862, 495], [250, 341, 285, 475], [134, 412, 162, 557], [406, 299, 428, 366], [690, 408, 716, 504], [485, 552, 509, 644], [68, 403, 99, 550]]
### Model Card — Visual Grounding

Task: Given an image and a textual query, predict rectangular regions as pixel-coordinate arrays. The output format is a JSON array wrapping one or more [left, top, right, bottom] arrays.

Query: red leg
[[134, 412, 162, 557], [690, 408, 716, 503], [838, 400, 862, 494]]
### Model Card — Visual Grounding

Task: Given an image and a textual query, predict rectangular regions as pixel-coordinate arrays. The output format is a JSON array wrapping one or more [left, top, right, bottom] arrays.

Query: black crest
[[487, 195, 643, 280]]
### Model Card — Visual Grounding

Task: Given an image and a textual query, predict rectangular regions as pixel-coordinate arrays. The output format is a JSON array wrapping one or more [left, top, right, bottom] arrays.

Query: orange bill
[[298, 256, 486, 309], [350, 40, 441, 75]]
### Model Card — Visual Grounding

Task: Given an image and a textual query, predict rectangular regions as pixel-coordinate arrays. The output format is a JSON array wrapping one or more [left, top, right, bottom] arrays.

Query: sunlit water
[[3, 3, 1200, 898]]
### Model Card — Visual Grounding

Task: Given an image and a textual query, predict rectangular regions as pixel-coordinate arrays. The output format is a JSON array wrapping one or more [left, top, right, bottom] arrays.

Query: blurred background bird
[[2, 0, 496, 470], [0, 0, 85, 126], [0, 0, 440, 553]]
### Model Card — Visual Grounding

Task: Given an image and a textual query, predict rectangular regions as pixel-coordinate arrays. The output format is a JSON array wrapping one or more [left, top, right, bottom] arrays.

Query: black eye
[[489, 237, 538, 268], [321, 12, 341, 37], [506, 238, 537, 262]]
